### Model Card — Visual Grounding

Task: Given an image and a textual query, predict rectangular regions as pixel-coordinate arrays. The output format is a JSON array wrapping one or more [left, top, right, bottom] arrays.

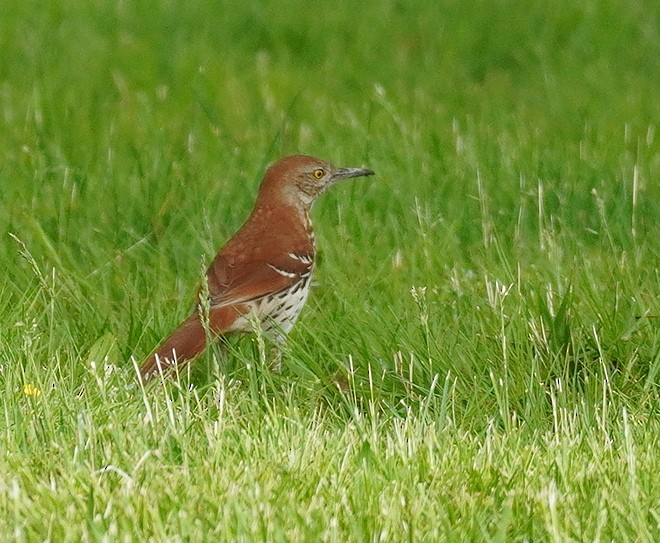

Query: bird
[[139, 155, 375, 382]]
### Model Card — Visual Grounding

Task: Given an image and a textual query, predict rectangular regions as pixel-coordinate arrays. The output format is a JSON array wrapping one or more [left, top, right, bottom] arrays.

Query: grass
[[1, 0, 659, 540]]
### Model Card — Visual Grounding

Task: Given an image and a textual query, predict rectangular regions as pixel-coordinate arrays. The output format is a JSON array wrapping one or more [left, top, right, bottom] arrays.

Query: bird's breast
[[228, 274, 313, 337]]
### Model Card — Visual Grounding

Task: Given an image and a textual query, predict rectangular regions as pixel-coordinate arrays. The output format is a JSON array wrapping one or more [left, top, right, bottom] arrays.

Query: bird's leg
[[245, 312, 288, 372], [265, 324, 292, 373], [267, 344, 284, 373]]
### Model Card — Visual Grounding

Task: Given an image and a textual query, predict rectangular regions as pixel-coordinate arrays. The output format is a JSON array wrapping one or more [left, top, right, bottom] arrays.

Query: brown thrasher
[[139, 155, 374, 382]]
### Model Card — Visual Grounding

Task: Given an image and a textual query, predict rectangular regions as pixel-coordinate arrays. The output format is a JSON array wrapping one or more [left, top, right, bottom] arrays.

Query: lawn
[[1, 0, 659, 540]]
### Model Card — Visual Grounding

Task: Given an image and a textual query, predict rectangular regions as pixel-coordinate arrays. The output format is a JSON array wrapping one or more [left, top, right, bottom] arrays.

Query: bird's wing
[[206, 251, 314, 309]]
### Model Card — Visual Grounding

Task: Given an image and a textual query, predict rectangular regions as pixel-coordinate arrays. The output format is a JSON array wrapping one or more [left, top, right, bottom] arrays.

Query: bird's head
[[258, 155, 375, 209]]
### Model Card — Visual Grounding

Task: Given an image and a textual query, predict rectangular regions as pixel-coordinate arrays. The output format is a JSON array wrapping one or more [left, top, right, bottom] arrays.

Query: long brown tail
[[139, 313, 209, 382]]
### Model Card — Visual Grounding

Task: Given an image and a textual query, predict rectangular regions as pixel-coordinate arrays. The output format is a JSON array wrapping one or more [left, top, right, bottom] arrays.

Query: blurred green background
[[1, 0, 657, 357]]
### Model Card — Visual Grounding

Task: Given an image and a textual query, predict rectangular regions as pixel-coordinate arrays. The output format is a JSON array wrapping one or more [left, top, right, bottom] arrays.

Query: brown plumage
[[139, 155, 374, 382]]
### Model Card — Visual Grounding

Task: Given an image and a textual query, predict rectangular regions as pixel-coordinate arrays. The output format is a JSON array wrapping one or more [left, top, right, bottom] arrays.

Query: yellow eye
[[313, 168, 325, 179]]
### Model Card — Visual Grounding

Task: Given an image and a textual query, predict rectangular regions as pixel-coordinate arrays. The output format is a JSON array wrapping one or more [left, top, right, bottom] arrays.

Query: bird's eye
[[313, 168, 325, 179]]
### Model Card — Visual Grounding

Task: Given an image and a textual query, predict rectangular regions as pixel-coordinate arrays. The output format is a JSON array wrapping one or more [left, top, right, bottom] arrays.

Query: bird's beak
[[332, 167, 375, 181]]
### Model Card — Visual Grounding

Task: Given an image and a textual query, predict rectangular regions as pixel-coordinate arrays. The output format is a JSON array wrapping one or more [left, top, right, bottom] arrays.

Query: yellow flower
[[23, 383, 41, 397]]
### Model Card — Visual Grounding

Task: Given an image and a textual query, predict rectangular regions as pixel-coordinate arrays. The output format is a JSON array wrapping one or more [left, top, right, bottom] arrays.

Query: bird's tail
[[139, 313, 209, 383]]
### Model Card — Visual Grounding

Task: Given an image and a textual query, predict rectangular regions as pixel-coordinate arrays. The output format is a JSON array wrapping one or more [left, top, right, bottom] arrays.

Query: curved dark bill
[[332, 167, 375, 181]]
